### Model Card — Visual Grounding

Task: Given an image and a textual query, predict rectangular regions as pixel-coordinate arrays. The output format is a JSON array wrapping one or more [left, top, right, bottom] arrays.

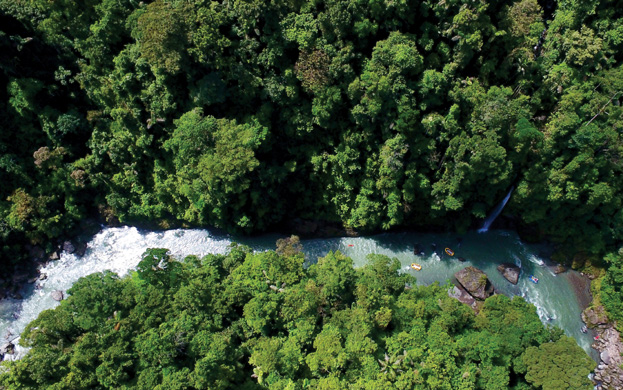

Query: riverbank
[[0, 224, 605, 363], [567, 270, 593, 310]]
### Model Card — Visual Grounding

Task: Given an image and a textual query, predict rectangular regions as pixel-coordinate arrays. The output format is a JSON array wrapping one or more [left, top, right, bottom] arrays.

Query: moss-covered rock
[[582, 305, 608, 328], [454, 266, 495, 300]]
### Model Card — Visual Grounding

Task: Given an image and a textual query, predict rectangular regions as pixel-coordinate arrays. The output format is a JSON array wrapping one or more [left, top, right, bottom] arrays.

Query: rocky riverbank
[[0, 219, 101, 318], [0, 238, 88, 301], [591, 326, 623, 389], [581, 306, 623, 390], [567, 271, 593, 311], [449, 259, 619, 390], [450, 263, 612, 388]]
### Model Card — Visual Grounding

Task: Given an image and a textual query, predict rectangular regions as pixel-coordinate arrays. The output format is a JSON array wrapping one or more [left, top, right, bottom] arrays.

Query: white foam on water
[[528, 254, 545, 266], [0, 227, 598, 360], [513, 254, 522, 268], [0, 227, 239, 360]]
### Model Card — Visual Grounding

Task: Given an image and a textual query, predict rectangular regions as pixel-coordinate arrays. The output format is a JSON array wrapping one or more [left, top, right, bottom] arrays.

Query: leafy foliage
[[0, 246, 594, 389], [1, 0, 623, 336]]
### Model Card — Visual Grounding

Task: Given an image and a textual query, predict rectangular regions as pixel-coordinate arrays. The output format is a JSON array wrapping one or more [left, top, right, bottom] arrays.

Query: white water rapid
[[0, 226, 596, 361]]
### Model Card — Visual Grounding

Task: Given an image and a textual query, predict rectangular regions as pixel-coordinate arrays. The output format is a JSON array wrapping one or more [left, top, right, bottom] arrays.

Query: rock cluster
[[591, 326, 623, 390], [0, 236, 89, 302], [449, 267, 495, 312], [582, 306, 623, 389], [583, 306, 609, 328]]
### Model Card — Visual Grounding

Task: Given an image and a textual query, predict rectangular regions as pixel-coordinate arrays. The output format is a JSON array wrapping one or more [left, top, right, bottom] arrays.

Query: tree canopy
[[1, 0, 623, 258], [0, 0, 621, 383], [0, 245, 595, 389]]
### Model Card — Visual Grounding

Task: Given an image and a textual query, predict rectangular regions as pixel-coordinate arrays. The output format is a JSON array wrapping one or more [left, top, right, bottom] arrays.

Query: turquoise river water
[[0, 226, 596, 360]]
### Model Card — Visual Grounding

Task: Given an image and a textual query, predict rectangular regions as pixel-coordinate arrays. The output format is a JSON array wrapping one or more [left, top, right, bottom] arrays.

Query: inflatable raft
[[411, 263, 422, 271]]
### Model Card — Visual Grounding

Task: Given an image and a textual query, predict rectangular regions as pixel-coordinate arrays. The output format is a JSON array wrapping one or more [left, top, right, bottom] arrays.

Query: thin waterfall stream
[[478, 186, 514, 233], [0, 226, 597, 361]]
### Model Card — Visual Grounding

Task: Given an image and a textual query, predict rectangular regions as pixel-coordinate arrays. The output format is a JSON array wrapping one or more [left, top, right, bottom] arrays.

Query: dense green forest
[[0, 246, 596, 389], [1, 0, 623, 385], [2, 0, 623, 253]]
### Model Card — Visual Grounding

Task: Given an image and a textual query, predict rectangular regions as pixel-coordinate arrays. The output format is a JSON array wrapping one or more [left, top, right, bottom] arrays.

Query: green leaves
[[0, 244, 595, 389], [4, 0, 623, 268], [162, 109, 269, 230], [136, 1, 191, 74], [520, 336, 596, 390], [137, 248, 173, 287]]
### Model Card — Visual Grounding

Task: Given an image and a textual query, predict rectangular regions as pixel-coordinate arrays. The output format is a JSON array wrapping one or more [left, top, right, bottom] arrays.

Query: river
[[0, 226, 597, 360]]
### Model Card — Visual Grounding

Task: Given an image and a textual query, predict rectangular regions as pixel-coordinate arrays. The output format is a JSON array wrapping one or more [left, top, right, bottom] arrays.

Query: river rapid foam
[[0, 226, 597, 360]]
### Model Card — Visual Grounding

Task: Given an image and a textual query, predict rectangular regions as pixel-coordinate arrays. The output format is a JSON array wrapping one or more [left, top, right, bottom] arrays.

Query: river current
[[0, 226, 596, 360]]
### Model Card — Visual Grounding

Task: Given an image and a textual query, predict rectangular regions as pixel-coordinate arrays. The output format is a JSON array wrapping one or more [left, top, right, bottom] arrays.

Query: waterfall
[[478, 186, 514, 233]]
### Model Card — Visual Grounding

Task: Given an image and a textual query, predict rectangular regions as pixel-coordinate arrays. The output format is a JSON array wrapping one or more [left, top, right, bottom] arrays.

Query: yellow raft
[[445, 248, 454, 256], [411, 263, 422, 271]]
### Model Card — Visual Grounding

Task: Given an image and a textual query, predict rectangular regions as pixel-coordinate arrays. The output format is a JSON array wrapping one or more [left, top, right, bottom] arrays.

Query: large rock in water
[[454, 266, 494, 300], [51, 290, 64, 301], [0, 342, 14, 355], [74, 241, 87, 257], [63, 240, 75, 254], [497, 263, 520, 285]]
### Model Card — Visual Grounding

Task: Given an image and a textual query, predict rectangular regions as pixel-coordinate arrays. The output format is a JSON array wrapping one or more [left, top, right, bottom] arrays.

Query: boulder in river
[[454, 266, 494, 300], [51, 290, 64, 301], [63, 240, 75, 254], [62, 239, 87, 257], [1, 342, 14, 355], [497, 263, 520, 285], [74, 241, 87, 257]]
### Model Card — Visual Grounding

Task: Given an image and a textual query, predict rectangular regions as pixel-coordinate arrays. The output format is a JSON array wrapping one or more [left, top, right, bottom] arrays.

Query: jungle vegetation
[[0, 246, 596, 389], [0, 0, 622, 384], [2, 0, 623, 255]]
